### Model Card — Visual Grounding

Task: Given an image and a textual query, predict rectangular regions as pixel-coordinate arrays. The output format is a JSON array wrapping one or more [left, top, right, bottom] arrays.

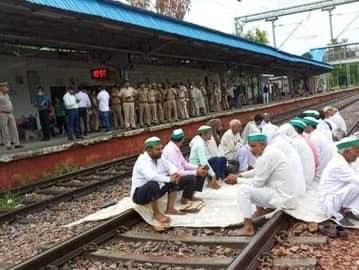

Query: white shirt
[[320, 153, 359, 198], [97, 89, 110, 112], [131, 151, 177, 198], [317, 120, 333, 142], [270, 134, 306, 195], [240, 145, 297, 209], [219, 129, 242, 160], [330, 112, 347, 133], [262, 122, 279, 143], [241, 121, 260, 143], [75, 91, 91, 108], [310, 129, 334, 178], [63, 92, 78, 110]]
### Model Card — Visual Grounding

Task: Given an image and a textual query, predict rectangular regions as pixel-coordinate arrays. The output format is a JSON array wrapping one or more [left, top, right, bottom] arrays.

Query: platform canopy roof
[[0, 0, 332, 76]]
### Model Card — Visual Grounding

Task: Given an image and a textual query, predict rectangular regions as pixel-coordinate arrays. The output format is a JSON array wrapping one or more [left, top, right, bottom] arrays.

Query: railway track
[[4, 94, 359, 270], [0, 94, 357, 225]]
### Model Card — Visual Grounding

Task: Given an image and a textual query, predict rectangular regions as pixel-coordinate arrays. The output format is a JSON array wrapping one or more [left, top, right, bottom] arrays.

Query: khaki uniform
[[138, 87, 150, 126], [111, 89, 124, 128], [166, 87, 178, 121], [159, 87, 168, 122], [222, 88, 230, 110], [119, 87, 137, 128], [155, 88, 165, 123], [0, 93, 20, 147], [200, 86, 209, 113], [213, 86, 222, 112], [177, 85, 189, 119], [148, 87, 158, 124]]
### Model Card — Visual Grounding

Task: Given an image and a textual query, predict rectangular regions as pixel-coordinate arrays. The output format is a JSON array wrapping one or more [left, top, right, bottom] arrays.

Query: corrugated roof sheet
[[26, 0, 332, 70]]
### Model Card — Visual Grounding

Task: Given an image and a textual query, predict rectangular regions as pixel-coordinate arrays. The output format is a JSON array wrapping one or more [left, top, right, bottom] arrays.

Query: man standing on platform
[[213, 82, 222, 112], [97, 87, 112, 133], [148, 84, 158, 124], [111, 86, 124, 129], [119, 80, 137, 130], [0, 82, 22, 149], [63, 87, 81, 140], [231, 133, 297, 236], [163, 129, 208, 204], [137, 82, 150, 127], [166, 84, 178, 122], [33, 86, 51, 141], [75, 88, 91, 136], [177, 83, 189, 119], [320, 136, 359, 226]]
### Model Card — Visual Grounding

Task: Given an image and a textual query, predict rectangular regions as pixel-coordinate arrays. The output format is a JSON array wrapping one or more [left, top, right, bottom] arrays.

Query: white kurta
[[270, 134, 306, 195], [262, 122, 279, 143], [330, 111, 347, 133], [310, 129, 334, 179], [241, 121, 260, 143], [131, 151, 177, 198], [317, 120, 333, 142], [278, 124, 315, 189], [319, 153, 359, 220], [219, 129, 242, 160], [237, 145, 297, 218]]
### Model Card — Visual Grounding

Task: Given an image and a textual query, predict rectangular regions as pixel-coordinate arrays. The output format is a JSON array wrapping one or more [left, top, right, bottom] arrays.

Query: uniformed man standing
[[166, 84, 178, 122], [158, 83, 168, 122], [119, 80, 137, 129], [199, 83, 209, 113], [138, 82, 150, 127], [0, 82, 22, 150], [155, 84, 165, 123], [177, 83, 189, 119], [111, 86, 124, 129], [213, 82, 222, 112], [148, 84, 158, 124]]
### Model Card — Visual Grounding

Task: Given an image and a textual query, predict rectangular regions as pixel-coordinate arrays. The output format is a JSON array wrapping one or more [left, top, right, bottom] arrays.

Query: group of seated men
[[130, 105, 359, 235]]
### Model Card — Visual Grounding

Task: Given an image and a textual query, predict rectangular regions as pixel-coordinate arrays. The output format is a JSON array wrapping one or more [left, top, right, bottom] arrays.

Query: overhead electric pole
[[235, 0, 359, 47]]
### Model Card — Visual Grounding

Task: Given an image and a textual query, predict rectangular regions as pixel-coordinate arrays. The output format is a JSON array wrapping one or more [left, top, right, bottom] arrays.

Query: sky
[[118, 0, 359, 56], [185, 0, 359, 55]]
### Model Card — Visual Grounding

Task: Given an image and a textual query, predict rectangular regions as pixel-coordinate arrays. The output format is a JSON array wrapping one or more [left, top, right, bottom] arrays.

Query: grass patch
[[0, 193, 23, 209]]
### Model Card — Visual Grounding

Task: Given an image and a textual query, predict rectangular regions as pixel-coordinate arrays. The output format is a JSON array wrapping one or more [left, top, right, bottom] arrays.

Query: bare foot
[[228, 227, 255, 236], [253, 208, 274, 218], [207, 180, 220, 189], [191, 196, 203, 202], [166, 208, 186, 215], [153, 212, 171, 224]]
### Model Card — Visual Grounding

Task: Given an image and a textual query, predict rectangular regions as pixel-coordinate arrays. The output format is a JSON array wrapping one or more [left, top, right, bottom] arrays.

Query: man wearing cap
[[319, 136, 359, 227], [162, 129, 208, 204], [131, 137, 183, 225], [137, 82, 151, 127], [231, 133, 297, 236], [189, 125, 227, 189], [279, 122, 315, 189], [291, 118, 320, 171], [324, 106, 347, 134], [0, 82, 22, 150], [303, 110, 333, 142], [304, 116, 334, 180]]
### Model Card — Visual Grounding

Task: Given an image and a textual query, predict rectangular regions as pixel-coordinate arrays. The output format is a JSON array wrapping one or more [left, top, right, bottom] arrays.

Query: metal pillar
[[266, 17, 278, 48], [323, 6, 336, 43]]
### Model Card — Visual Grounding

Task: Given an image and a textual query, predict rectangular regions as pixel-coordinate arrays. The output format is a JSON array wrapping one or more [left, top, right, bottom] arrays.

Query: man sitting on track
[[230, 133, 297, 236], [131, 136, 195, 225], [319, 136, 359, 227], [162, 128, 208, 204], [189, 125, 227, 189]]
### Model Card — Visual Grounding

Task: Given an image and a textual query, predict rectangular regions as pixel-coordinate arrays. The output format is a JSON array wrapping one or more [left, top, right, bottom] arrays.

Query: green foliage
[[0, 193, 23, 209], [242, 28, 269, 44], [302, 51, 313, 59]]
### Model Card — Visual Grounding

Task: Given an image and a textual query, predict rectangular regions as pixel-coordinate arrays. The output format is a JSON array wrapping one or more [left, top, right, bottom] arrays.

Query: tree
[[301, 51, 313, 59], [126, 0, 191, 20], [242, 28, 269, 44]]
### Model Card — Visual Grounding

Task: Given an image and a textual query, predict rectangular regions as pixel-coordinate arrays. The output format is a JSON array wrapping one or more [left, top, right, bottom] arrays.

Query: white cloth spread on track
[[65, 180, 359, 228]]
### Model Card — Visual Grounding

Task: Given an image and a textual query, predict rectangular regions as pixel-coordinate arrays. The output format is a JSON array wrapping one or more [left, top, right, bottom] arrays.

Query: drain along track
[[0, 94, 357, 225]]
